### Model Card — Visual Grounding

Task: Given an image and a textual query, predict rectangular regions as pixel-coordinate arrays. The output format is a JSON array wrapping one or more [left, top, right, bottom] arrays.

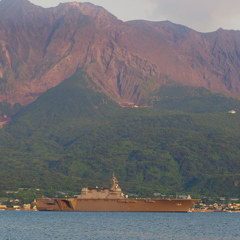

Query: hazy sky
[[29, 0, 240, 33]]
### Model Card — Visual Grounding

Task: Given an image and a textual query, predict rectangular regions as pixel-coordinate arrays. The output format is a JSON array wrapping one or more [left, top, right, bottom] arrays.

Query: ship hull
[[35, 198, 198, 212]]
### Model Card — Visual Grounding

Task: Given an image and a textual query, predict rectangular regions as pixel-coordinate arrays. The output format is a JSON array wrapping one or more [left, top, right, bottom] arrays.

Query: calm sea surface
[[0, 211, 240, 240]]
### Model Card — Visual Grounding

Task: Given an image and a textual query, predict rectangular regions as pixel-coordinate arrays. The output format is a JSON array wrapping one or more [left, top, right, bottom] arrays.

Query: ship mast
[[112, 172, 118, 189]]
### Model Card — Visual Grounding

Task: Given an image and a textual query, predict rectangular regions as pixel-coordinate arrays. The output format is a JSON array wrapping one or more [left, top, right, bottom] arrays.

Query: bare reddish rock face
[[0, 0, 240, 105]]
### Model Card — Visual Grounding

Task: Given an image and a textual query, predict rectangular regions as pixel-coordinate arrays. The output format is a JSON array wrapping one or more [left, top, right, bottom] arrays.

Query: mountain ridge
[[0, 0, 240, 107]]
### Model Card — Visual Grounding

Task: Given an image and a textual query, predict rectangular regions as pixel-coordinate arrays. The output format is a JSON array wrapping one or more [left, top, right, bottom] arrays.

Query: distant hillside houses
[[228, 110, 237, 114], [120, 103, 148, 108]]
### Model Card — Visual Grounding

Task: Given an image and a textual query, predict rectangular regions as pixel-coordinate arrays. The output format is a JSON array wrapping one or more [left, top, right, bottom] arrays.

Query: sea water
[[0, 211, 240, 240]]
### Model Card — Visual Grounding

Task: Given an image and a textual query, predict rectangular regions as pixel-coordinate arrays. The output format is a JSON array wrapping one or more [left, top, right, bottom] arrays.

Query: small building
[[13, 205, 21, 210], [23, 204, 31, 210], [0, 205, 7, 210]]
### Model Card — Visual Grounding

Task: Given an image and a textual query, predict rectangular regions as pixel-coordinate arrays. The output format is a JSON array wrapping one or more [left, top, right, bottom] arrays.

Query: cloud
[[83, 0, 155, 22], [30, 0, 240, 32], [31, 0, 156, 22], [149, 0, 240, 32]]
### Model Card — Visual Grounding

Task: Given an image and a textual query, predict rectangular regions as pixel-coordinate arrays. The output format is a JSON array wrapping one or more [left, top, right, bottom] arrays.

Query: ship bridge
[[77, 174, 126, 199]]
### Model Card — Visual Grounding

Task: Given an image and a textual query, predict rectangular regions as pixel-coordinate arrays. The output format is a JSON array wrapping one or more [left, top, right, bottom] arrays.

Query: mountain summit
[[0, 0, 240, 105]]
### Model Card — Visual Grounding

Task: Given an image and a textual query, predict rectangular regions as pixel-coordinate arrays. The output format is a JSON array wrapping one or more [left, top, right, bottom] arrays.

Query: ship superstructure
[[77, 174, 125, 200]]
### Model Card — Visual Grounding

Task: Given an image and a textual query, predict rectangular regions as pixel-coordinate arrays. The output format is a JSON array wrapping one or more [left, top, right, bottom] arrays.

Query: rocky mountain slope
[[0, 0, 240, 106]]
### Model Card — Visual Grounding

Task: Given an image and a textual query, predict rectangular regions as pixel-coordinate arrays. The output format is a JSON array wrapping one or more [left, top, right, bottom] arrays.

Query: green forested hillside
[[152, 85, 240, 114], [1, 70, 240, 198]]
